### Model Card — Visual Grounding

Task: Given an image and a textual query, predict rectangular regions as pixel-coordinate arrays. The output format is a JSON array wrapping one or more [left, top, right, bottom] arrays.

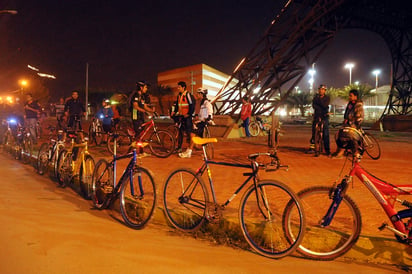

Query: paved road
[[0, 152, 401, 274]]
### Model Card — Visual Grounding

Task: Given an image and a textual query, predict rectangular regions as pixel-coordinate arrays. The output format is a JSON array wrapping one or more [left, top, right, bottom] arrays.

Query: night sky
[[1, 0, 391, 100]]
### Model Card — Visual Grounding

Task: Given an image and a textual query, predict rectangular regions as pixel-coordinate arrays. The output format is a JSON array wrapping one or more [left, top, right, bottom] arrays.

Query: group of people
[[310, 84, 364, 158]]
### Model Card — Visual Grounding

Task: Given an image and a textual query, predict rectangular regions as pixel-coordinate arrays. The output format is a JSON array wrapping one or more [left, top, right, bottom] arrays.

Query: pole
[[85, 63, 89, 120]]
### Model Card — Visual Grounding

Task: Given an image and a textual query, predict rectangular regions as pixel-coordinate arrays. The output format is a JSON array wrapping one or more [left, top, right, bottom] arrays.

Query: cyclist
[[130, 80, 154, 139], [23, 93, 42, 144], [64, 90, 85, 130], [332, 89, 364, 158], [179, 88, 213, 158], [55, 97, 66, 129], [310, 84, 331, 156], [171, 81, 195, 153]]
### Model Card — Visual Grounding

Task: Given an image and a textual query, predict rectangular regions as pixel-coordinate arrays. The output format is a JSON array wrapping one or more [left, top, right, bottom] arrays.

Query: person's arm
[[133, 101, 146, 113], [187, 93, 195, 117]]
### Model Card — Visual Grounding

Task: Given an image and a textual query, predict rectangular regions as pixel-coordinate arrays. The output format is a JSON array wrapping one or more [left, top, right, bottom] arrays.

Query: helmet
[[103, 98, 110, 104], [335, 127, 362, 151], [318, 84, 327, 90], [197, 88, 208, 95], [136, 80, 150, 87]]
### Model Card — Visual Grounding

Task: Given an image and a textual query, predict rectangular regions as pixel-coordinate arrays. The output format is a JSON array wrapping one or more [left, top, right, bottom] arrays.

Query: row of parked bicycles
[[2, 114, 412, 262]]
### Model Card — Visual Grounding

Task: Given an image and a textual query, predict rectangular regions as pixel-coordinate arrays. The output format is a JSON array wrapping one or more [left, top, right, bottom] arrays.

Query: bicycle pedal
[[378, 223, 388, 231]]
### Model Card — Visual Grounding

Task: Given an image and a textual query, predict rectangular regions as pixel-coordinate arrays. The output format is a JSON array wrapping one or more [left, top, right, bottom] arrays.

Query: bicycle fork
[[320, 177, 350, 227]]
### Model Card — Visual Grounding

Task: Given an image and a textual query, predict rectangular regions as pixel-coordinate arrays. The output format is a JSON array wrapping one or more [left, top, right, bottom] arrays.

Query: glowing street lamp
[[344, 63, 355, 85], [0, 10, 17, 14], [372, 69, 381, 91], [308, 65, 316, 93]]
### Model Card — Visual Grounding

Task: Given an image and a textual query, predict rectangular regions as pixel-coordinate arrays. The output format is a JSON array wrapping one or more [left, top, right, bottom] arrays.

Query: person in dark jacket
[[64, 90, 85, 130], [310, 84, 331, 156]]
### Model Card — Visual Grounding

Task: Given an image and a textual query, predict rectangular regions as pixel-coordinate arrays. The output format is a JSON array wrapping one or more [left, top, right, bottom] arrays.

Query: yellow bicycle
[[56, 130, 95, 199]]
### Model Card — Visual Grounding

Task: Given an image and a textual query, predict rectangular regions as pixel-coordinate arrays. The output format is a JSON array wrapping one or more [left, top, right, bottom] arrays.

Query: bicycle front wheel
[[163, 168, 209, 231], [248, 121, 260, 137], [239, 180, 305, 259], [314, 126, 323, 156], [148, 130, 175, 158], [284, 186, 361, 260], [79, 155, 95, 199], [120, 166, 157, 229], [363, 132, 381, 160], [56, 150, 72, 187], [92, 159, 113, 209]]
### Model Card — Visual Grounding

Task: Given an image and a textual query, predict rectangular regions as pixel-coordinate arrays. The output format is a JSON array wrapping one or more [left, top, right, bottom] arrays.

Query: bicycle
[[107, 113, 175, 158], [56, 130, 95, 199], [15, 125, 33, 164], [313, 117, 325, 157], [92, 134, 157, 229], [167, 116, 214, 159], [248, 116, 271, 137], [36, 126, 66, 177], [282, 150, 411, 260], [162, 136, 305, 259], [88, 116, 104, 145]]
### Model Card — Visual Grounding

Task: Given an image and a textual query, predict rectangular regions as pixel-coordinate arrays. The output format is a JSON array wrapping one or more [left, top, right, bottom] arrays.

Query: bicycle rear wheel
[[239, 180, 305, 259], [21, 137, 33, 164], [363, 132, 381, 160], [91, 159, 113, 209], [148, 130, 175, 158], [283, 186, 361, 260], [120, 166, 157, 229], [107, 132, 132, 155], [37, 143, 49, 175], [56, 150, 72, 187], [79, 155, 95, 199], [163, 168, 209, 231], [248, 121, 260, 137]]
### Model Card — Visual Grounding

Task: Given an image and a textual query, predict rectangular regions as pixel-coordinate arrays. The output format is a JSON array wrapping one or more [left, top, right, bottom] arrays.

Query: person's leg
[[323, 118, 330, 154], [244, 117, 250, 137]]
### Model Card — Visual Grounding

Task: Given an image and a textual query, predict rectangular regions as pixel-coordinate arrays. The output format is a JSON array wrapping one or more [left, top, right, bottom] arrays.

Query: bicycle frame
[[137, 119, 156, 141], [323, 158, 412, 240]]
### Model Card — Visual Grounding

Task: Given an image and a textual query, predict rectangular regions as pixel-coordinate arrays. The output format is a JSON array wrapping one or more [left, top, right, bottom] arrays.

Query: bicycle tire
[[37, 142, 49, 175], [50, 144, 64, 180], [283, 186, 361, 260], [56, 149, 72, 187], [91, 159, 113, 209], [107, 132, 132, 155], [120, 166, 157, 229], [148, 130, 175, 158], [314, 124, 323, 156], [239, 180, 305, 259], [21, 136, 33, 164], [79, 154, 95, 199], [94, 125, 104, 146], [163, 168, 209, 231], [363, 132, 381, 160], [248, 121, 260, 137]]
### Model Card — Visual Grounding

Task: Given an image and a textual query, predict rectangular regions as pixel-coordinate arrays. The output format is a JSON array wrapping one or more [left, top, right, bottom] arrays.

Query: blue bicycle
[[91, 134, 157, 229]]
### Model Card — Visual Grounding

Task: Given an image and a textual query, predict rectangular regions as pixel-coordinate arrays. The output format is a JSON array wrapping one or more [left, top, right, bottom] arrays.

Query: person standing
[[64, 90, 85, 130], [55, 97, 66, 129], [130, 81, 154, 139], [332, 89, 364, 158], [310, 84, 331, 156], [171, 81, 195, 153], [179, 88, 213, 158], [240, 96, 252, 137], [23, 93, 42, 144]]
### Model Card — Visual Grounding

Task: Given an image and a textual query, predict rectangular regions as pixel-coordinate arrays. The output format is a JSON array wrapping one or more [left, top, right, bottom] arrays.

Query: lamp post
[[344, 63, 355, 85], [308, 63, 316, 93], [372, 69, 381, 107]]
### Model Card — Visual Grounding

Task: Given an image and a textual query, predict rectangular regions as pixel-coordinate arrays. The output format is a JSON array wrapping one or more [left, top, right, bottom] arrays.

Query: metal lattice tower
[[213, 0, 412, 117]]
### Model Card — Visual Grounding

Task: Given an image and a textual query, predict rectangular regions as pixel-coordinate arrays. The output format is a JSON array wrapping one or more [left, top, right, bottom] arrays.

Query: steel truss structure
[[213, 0, 412, 117]]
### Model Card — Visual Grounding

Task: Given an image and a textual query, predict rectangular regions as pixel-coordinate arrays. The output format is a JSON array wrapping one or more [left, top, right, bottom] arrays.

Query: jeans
[[242, 117, 251, 137]]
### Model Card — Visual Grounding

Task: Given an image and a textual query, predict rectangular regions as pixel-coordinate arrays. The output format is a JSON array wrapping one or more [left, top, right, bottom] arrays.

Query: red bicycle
[[107, 113, 175, 158], [283, 152, 412, 260]]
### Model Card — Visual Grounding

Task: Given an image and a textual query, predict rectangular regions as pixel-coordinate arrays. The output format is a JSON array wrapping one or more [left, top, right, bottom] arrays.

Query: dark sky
[[1, 0, 391, 99]]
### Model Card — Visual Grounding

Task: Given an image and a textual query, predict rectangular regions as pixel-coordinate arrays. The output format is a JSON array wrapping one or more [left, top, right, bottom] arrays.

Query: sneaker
[[179, 149, 192, 158], [174, 147, 182, 154]]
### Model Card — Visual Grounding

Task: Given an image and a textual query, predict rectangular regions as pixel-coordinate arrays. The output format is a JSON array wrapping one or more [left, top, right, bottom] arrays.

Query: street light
[[372, 69, 381, 92], [308, 64, 316, 93], [0, 10, 17, 14], [344, 63, 355, 85]]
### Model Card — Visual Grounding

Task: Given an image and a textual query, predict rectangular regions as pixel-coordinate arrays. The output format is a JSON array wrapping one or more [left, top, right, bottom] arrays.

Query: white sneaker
[[179, 149, 192, 158]]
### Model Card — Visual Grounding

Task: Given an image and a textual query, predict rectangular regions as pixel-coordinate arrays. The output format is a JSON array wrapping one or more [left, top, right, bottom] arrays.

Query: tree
[[284, 92, 312, 116]]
